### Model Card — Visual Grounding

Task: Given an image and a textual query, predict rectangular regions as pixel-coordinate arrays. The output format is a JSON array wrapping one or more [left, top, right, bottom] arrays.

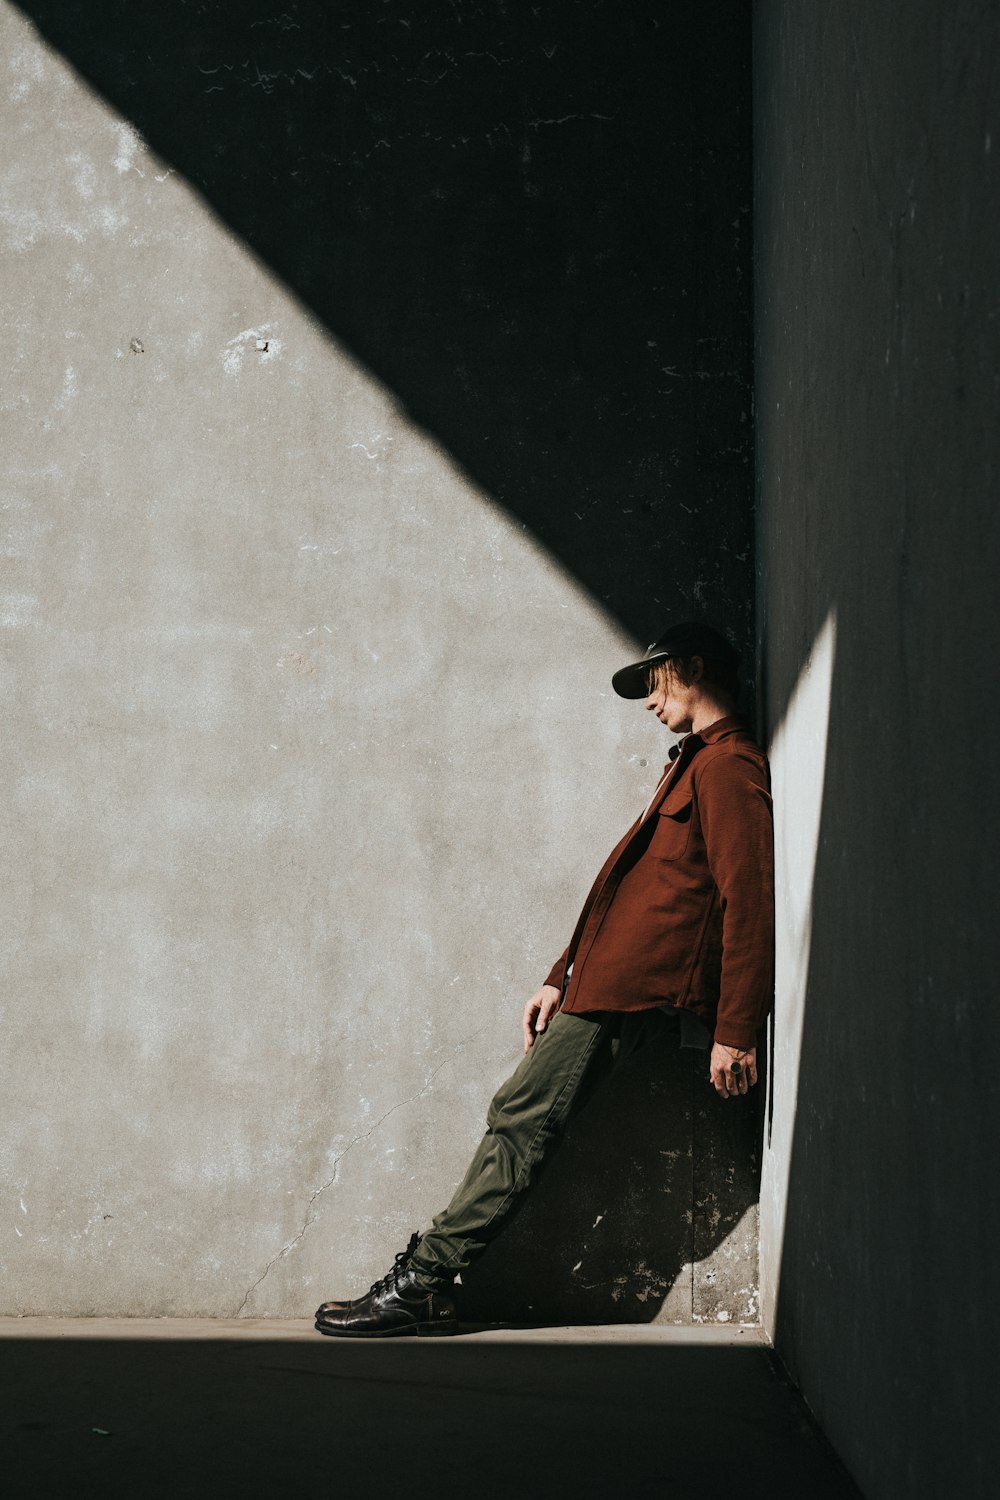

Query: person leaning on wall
[[314, 620, 775, 1338]]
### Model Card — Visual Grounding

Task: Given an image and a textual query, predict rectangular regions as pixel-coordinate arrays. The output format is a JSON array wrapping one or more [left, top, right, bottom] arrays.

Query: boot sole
[[313, 1318, 457, 1339]]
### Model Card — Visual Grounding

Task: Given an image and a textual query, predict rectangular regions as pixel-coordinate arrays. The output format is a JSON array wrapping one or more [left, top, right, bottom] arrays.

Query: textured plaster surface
[[755, 3, 999, 1495], [3, 4, 758, 1322]]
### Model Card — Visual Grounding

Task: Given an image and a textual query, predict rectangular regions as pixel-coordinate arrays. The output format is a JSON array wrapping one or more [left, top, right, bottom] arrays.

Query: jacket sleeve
[[543, 946, 570, 992], [696, 751, 775, 1050]]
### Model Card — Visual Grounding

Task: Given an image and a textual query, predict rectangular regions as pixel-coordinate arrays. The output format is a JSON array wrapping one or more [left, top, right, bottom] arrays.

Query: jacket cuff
[[543, 949, 568, 991], [712, 1018, 763, 1051]]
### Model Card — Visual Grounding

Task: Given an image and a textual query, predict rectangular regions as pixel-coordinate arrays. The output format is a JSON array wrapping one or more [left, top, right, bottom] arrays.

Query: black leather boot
[[314, 1233, 457, 1338]]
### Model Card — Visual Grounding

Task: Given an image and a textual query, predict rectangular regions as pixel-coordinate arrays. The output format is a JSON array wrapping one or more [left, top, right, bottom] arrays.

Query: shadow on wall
[[10, 0, 759, 1325], [459, 1027, 763, 1326], [12, 0, 753, 652]]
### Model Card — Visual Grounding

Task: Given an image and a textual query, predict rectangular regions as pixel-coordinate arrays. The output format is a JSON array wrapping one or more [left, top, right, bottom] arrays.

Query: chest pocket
[[653, 787, 693, 861]]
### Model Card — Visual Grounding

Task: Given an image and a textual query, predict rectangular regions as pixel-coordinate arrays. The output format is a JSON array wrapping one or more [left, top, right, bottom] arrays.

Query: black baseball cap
[[611, 621, 741, 699]]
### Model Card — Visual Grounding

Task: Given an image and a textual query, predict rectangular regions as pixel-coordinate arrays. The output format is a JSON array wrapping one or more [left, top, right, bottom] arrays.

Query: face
[[643, 659, 701, 734]]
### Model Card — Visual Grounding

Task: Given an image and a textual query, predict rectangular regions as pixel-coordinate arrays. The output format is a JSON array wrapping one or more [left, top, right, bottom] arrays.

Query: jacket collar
[[666, 714, 748, 764], [642, 717, 751, 824], [696, 714, 750, 744], [639, 730, 699, 823]]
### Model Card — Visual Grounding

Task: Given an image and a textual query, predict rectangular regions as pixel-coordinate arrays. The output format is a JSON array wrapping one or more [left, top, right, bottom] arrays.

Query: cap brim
[[611, 652, 667, 699]]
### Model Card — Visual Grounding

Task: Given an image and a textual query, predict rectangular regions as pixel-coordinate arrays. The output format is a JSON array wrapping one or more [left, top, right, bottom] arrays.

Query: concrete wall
[[3, 3, 757, 1321], [755, 3, 999, 1495]]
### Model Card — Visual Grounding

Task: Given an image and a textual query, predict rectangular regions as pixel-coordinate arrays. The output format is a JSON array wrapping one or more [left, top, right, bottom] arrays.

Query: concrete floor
[[1, 1319, 860, 1499]]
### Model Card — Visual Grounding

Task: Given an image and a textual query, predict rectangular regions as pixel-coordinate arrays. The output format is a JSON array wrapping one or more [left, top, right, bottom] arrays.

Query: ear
[[689, 655, 705, 683]]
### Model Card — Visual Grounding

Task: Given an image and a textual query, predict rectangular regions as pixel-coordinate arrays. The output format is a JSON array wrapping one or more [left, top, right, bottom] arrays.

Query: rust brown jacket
[[543, 716, 774, 1051]]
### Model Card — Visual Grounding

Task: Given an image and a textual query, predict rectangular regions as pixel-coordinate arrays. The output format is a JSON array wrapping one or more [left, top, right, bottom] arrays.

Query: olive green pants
[[409, 1006, 699, 1290]]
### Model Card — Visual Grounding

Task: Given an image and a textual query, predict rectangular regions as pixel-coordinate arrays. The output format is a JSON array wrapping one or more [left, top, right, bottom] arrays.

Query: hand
[[523, 985, 561, 1053], [710, 1042, 757, 1098]]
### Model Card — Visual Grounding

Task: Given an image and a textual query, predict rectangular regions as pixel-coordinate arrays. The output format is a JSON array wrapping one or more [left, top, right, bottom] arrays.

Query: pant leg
[[409, 1009, 613, 1287]]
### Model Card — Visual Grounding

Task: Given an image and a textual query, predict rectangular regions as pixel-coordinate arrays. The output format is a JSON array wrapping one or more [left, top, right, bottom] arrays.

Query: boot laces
[[369, 1232, 421, 1297]]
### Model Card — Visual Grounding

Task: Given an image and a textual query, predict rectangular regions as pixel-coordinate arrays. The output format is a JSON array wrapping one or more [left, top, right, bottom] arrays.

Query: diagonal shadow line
[[5, 0, 764, 1334], [11, 0, 754, 648]]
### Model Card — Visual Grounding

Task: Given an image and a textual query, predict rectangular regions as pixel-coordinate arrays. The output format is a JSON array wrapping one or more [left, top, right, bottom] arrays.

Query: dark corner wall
[[754, 2, 999, 1496]]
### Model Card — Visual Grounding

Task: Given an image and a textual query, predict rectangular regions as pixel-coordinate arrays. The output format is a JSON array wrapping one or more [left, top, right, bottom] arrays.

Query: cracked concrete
[[234, 1026, 491, 1316], [3, 2, 757, 1320]]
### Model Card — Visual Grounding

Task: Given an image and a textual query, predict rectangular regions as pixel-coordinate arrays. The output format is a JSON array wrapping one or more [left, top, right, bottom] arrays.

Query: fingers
[[534, 993, 558, 1035], [523, 990, 560, 1052], [711, 1061, 752, 1097], [709, 1043, 758, 1098], [724, 1061, 749, 1096], [722, 1068, 741, 1097], [736, 1050, 759, 1092]]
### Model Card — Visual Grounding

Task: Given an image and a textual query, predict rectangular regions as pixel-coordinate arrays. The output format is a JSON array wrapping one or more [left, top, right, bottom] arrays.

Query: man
[[315, 621, 774, 1338]]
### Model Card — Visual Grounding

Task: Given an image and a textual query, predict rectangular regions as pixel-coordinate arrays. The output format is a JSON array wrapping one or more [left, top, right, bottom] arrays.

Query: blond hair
[[647, 654, 740, 701]]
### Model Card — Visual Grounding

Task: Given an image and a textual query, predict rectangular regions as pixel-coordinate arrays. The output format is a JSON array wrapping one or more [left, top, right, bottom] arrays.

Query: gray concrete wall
[[3, 3, 757, 1322], [755, 3, 999, 1495]]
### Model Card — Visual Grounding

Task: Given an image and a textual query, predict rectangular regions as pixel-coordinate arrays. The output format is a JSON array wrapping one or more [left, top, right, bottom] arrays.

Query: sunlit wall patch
[[759, 608, 837, 1333]]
